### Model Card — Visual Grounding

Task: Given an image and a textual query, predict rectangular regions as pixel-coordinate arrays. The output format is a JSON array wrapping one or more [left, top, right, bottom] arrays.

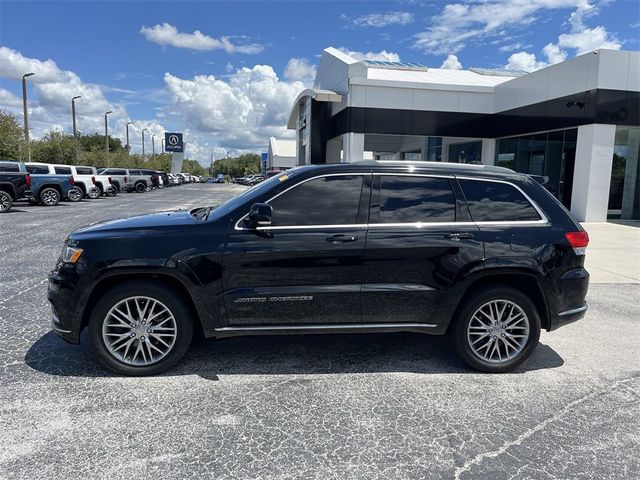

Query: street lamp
[[71, 96, 81, 139], [22, 72, 35, 161], [104, 111, 112, 152], [161, 137, 165, 152], [126, 121, 133, 151], [141, 128, 147, 157], [152, 134, 156, 155]]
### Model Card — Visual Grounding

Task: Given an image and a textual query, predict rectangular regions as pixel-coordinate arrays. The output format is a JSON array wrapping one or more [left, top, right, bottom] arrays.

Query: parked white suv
[[26, 163, 100, 199]]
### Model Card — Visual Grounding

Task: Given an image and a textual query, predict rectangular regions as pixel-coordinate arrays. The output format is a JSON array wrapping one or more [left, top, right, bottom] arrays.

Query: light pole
[[22, 72, 35, 161], [141, 128, 147, 157], [161, 137, 165, 153], [152, 134, 156, 155], [126, 121, 133, 152], [72, 96, 81, 139], [104, 111, 112, 152]]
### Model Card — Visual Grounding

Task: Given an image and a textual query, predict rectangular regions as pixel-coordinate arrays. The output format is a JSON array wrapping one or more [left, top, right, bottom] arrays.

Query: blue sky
[[0, 0, 638, 163]]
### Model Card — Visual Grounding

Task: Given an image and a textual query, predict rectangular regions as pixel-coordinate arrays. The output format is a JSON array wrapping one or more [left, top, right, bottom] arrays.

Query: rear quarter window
[[26, 165, 50, 174], [0, 162, 20, 172], [459, 179, 541, 222], [54, 166, 72, 174], [76, 167, 94, 175]]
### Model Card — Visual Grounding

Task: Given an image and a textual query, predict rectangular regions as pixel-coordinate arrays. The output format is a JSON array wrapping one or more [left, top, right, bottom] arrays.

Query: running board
[[213, 322, 438, 338]]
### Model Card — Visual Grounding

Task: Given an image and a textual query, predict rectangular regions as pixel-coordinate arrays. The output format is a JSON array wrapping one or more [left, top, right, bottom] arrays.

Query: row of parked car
[[0, 160, 206, 213], [233, 174, 265, 186]]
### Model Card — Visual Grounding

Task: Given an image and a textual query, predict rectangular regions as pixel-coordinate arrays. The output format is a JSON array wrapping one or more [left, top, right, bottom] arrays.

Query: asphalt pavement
[[0, 184, 638, 479]]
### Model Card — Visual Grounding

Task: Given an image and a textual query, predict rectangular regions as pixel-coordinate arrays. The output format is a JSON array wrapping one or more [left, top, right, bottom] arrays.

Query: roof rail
[[351, 160, 514, 173]]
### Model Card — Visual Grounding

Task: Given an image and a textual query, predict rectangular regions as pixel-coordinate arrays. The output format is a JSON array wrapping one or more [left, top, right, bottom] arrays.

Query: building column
[[325, 137, 342, 164], [570, 124, 617, 222], [343, 132, 364, 163], [481, 139, 496, 165]]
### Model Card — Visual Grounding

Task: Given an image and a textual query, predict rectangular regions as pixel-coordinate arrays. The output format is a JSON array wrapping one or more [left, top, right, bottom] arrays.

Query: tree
[[0, 110, 24, 160], [77, 133, 125, 153], [212, 153, 260, 178], [31, 131, 78, 164]]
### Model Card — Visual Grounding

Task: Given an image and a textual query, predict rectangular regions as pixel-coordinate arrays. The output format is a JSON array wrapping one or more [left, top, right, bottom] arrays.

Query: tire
[[0, 191, 12, 213], [89, 282, 194, 376], [105, 186, 117, 197], [158, 183, 164, 189], [145, 185, 152, 192], [39, 187, 60, 206], [67, 187, 83, 202], [451, 286, 541, 373], [135, 182, 146, 193], [87, 187, 100, 199]]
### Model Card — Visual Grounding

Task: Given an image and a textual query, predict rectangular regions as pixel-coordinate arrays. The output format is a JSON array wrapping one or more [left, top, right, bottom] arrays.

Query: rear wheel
[[0, 191, 12, 212], [89, 282, 194, 376], [105, 186, 117, 197], [87, 187, 100, 199], [135, 182, 146, 193], [40, 187, 60, 206], [67, 187, 83, 202], [451, 286, 541, 373]]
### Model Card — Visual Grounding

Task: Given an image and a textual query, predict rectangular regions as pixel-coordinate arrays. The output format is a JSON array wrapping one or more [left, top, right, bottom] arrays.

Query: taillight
[[69, 176, 75, 186], [565, 231, 589, 255], [108, 176, 113, 184], [91, 176, 96, 184], [25, 173, 31, 188], [124, 176, 128, 182]]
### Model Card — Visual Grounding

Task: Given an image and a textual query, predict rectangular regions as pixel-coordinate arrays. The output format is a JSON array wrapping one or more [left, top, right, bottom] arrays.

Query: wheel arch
[[0, 182, 17, 197], [449, 269, 550, 333], [39, 183, 63, 196], [80, 272, 205, 339]]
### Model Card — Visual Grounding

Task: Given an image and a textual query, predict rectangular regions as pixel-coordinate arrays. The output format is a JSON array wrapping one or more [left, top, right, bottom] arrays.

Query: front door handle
[[327, 234, 358, 244], [445, 232, 474, 241]]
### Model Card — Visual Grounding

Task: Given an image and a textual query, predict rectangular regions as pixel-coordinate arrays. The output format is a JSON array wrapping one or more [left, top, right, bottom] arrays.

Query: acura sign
[[164, 132, 184, 153]]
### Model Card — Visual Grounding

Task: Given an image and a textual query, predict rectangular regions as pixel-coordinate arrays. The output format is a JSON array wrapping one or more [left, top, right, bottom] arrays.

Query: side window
[[76, 167, 93, 175], [54, 166, 72, 174], [268, 175, 364, 226], [26, 165, 50, 174], [377, 176, 456, 223], [0, 162, 20, 172], [459, 179, 541, 222], [129, 170, 140, 175]]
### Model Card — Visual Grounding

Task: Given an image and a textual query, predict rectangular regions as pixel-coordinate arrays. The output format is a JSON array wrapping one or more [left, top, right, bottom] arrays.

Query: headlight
[[61, 245, 84, 264]]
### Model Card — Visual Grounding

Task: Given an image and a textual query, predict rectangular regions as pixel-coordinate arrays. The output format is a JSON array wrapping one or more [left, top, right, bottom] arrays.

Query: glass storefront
[[608, 127, 640, 220], [496, 128, 577, 208], [449, 141, 482, 164]]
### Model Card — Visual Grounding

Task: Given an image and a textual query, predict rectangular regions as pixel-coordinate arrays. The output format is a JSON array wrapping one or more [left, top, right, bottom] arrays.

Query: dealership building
[[287, 47, 640, 221]]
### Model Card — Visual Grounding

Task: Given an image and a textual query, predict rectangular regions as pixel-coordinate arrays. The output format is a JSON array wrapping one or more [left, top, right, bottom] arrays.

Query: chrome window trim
[[234, 172, 550, 232]]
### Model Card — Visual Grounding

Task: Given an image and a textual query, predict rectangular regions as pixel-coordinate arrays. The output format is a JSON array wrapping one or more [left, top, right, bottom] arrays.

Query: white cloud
[[504, 1, 620, 72], [440, 54, 462, 70], [338, 48, 401, 62], [163, 65, 304, 153], [0, 87, 22, 107], [411, 0, 611, 55], [284, 58, 317, 85], [140, 23, 264, 54], [350, 11, 414, 28]]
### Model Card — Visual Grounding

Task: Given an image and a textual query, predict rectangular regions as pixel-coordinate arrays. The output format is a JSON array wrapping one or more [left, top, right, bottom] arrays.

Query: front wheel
[[0, 191, 13, 212], [89, 282, 194, 376], [67, 187, 83, 202], [451, 286, 541, 373]]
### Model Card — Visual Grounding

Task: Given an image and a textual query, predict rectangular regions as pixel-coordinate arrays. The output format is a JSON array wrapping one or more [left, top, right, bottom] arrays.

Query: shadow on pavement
[[25, 330, 564, 380]]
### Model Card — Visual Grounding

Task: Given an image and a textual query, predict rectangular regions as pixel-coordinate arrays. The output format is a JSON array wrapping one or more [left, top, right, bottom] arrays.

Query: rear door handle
[[445, 232, 474, 241], [327, 234, 358, 244]]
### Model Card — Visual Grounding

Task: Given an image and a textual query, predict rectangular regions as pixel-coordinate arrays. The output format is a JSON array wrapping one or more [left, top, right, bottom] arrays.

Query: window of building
[[76, 167, 93, 175], [608, 127, 640, 220], [377, 176, 456, 223], [459, 179, 541, 222], [54, 166, 72, 174], [449, 141, 482, 164], [26, 164, 50, 174], [269, 175, 364, 226], [427, 137, 442, 162]]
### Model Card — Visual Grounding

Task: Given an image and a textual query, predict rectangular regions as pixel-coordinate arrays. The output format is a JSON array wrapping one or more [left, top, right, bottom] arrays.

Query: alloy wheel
[[102, 296, 178, 366], [466, 299, 530, 363], [67, 187, 82, 202], [42, 190, 59, 205], [0, 193, 11, 212]]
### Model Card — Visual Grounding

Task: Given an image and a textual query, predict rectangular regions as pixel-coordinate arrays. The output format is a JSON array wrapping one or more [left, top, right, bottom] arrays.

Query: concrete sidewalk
[[582, 221, 640, 283]]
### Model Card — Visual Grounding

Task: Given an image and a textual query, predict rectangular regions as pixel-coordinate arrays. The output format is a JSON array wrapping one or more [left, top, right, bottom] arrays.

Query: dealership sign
[[164, 132, 184, 153]]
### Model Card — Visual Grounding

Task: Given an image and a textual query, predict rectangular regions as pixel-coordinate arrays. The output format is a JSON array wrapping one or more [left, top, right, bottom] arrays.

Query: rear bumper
[[549, 303, 588, 331]]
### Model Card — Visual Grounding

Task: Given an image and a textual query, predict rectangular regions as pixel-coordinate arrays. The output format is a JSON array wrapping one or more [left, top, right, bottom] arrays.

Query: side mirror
[[245, 203, 273, 228]]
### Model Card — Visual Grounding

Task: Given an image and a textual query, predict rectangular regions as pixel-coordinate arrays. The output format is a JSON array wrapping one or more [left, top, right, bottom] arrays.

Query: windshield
[[208, 167, 307, 221]]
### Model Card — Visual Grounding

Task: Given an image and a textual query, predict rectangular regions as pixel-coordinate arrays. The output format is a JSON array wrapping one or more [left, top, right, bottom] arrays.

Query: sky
[[0, 0, 638, 164]]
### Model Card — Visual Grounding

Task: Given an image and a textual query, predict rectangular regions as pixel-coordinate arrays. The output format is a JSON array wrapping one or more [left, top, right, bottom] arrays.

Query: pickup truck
[[0, 160, 32, 212], [74, 166, 116, 197], [126, 169, 158, 192], [26, 163, 101, 199], [96, 168, 132, 193], [27, 173, 80, 206]]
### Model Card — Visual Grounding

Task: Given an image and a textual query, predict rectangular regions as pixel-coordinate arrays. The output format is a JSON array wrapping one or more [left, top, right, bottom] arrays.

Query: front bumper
[[48, 267, 83, 344]]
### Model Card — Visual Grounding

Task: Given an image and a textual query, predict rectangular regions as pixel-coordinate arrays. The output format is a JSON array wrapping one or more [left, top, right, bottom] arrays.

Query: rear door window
[[26, 165, 50, 174], [54, 166, 72, 174], [458, 179, 541, 222], [76, 167, 93, 175], [376, 176, 456, 223], [0, 162, 20, 172]]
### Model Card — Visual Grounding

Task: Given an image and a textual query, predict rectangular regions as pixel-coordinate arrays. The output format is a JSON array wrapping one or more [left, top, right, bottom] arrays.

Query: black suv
[[48, 161, 589, 375]]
